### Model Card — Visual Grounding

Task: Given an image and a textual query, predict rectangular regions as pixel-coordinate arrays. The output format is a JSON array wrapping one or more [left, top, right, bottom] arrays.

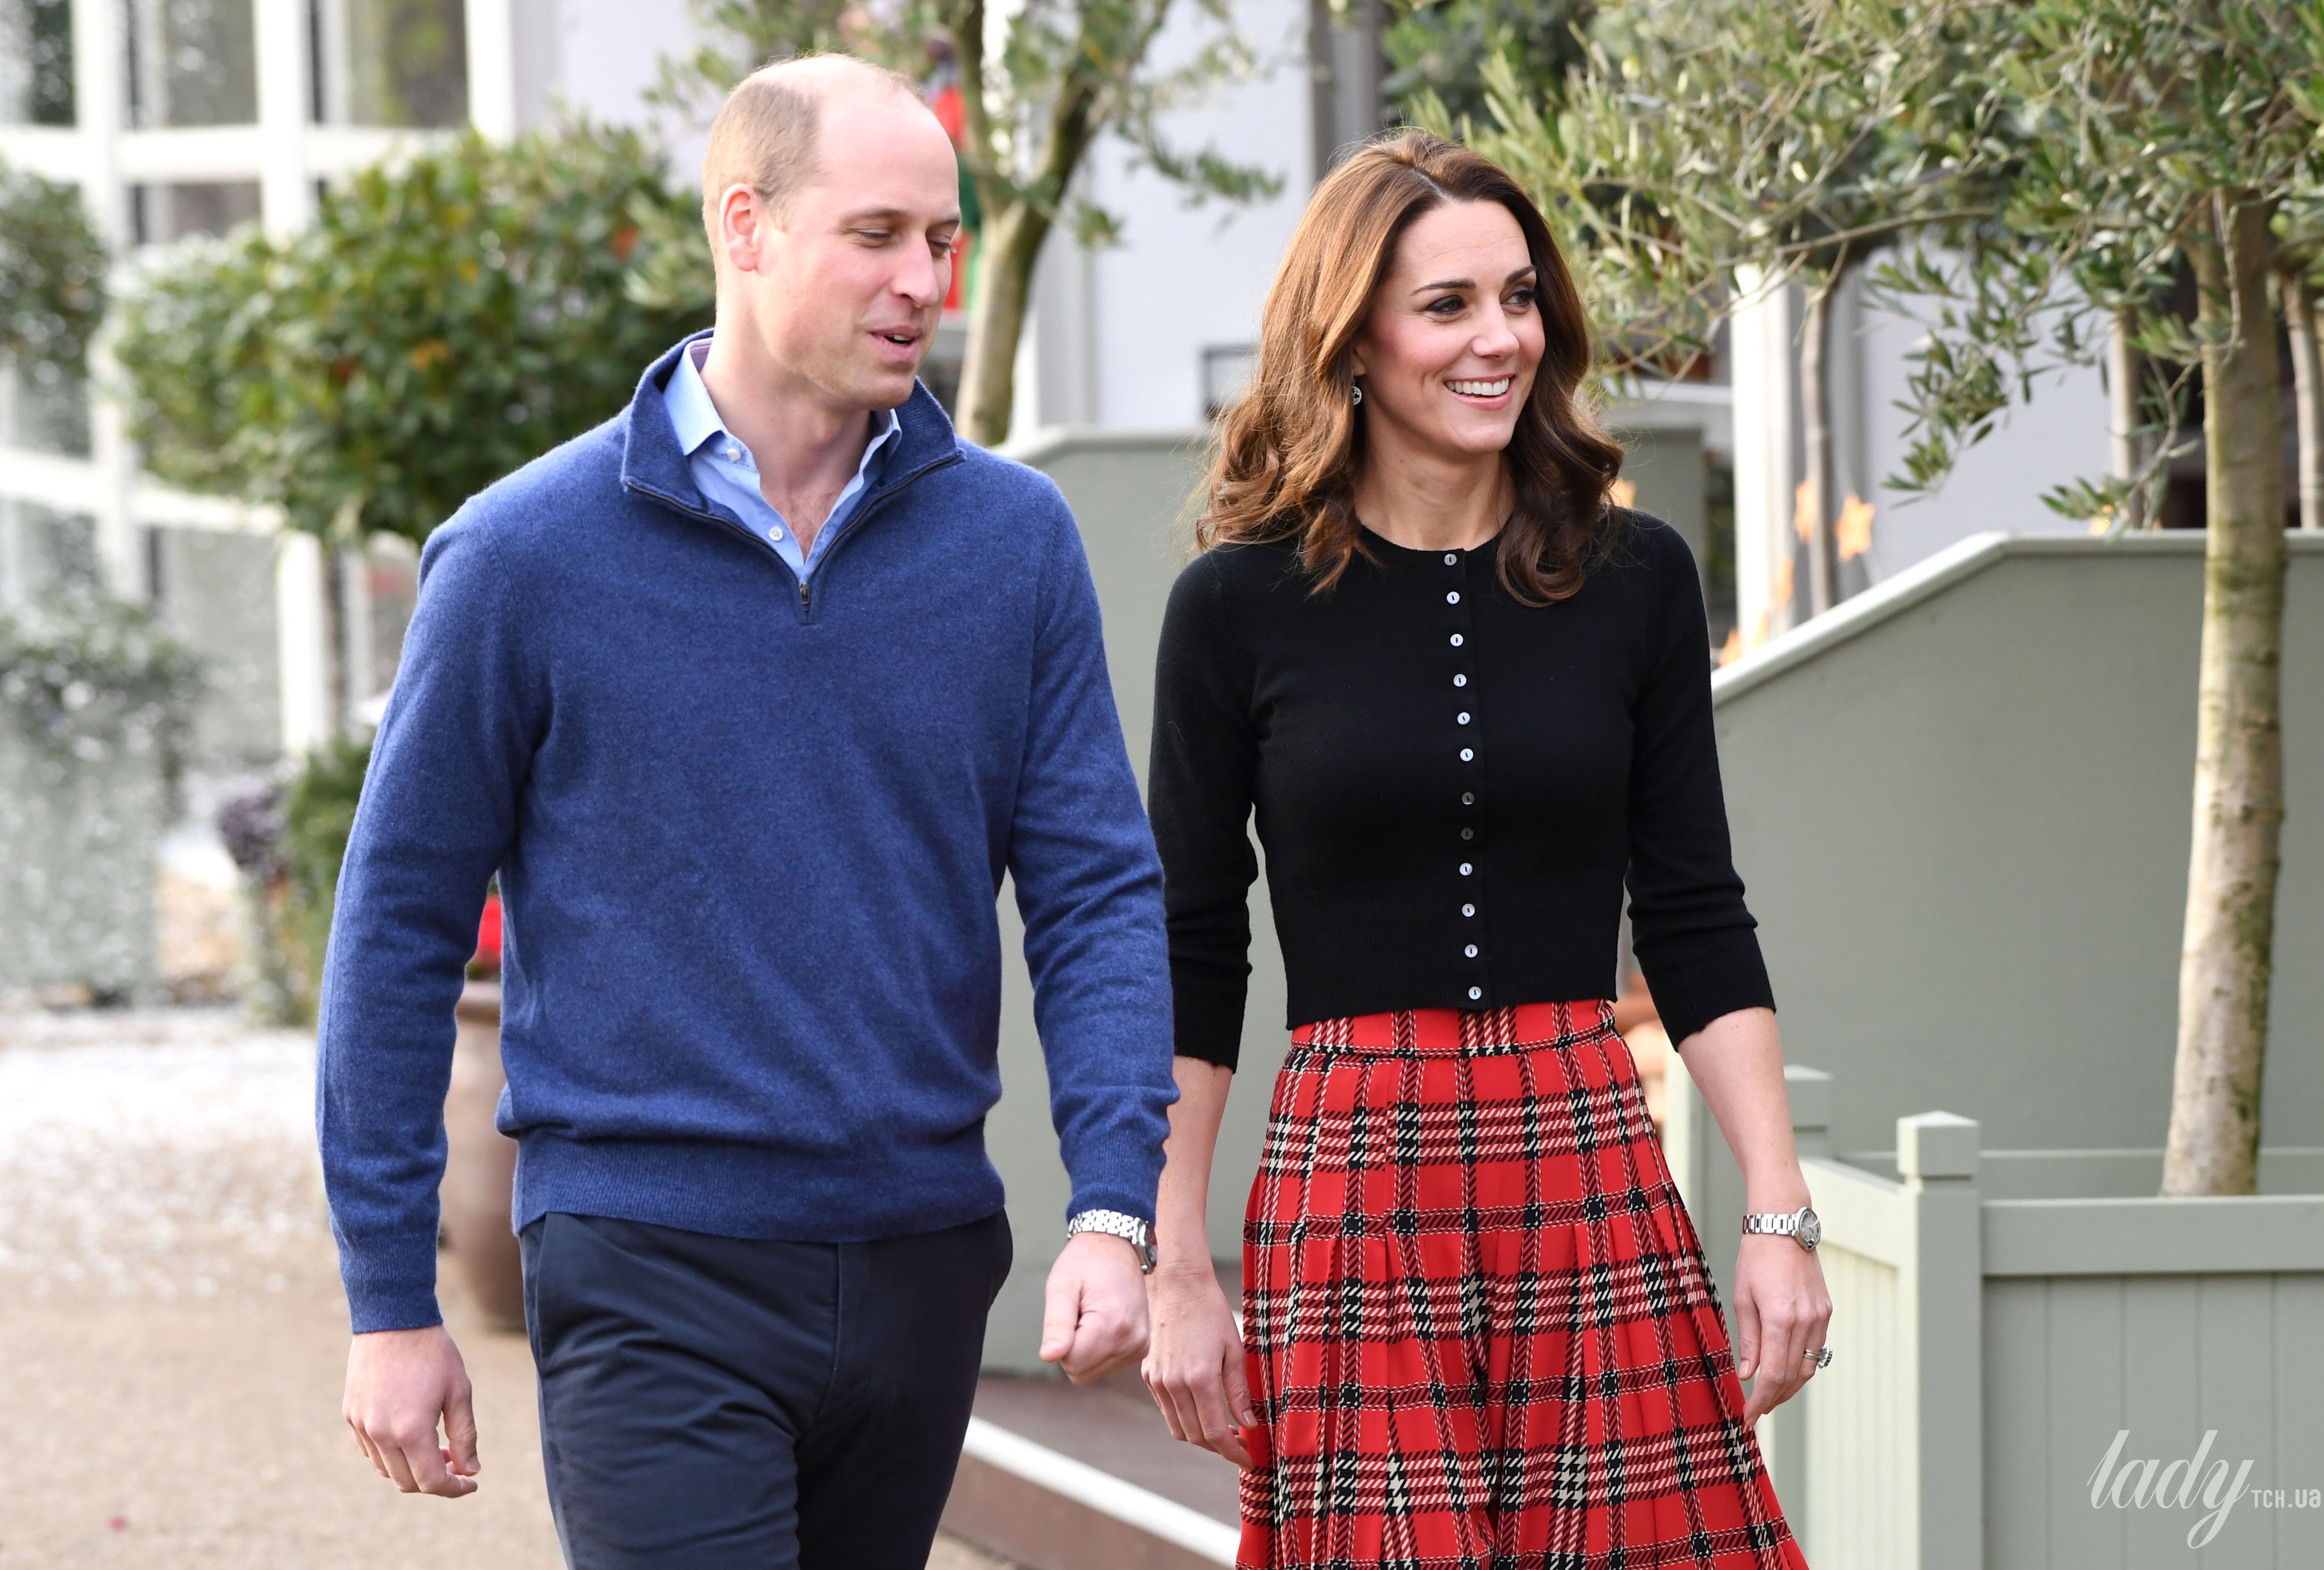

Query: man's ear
[[718, 184, 770, 277]]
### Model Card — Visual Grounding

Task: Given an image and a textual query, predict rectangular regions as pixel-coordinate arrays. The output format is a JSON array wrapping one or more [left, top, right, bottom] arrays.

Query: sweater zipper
[[789, 449, 962, 622], [630, 448, 962, 622]]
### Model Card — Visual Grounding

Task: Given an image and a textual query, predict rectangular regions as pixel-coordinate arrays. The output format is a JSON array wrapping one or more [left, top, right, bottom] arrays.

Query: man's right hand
[[343, 1325, 481, 1497]]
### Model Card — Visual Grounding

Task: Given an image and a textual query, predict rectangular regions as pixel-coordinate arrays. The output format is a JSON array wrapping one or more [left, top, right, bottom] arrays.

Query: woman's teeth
[[1448, 378, 1511, 396]]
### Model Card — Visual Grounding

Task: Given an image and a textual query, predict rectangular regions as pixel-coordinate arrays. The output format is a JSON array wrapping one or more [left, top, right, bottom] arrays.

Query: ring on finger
[[1802, 1346, 1833, 1368]]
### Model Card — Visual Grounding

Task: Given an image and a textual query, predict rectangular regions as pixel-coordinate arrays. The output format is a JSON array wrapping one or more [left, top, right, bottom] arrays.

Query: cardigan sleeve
[[1622, 522, 1776, 1049], [1148, 553, 1260, 1069]]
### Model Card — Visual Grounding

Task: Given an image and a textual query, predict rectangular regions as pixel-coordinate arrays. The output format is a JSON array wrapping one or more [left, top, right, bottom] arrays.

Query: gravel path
[[0, 1006, 1008, 1569]]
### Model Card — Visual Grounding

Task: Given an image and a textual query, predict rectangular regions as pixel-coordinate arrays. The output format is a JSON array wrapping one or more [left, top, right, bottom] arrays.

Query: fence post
[[1662, 1039, 1712, 1218], [1662, 1040, 1754, 1316], [1897, 1111, 1982, 1570]]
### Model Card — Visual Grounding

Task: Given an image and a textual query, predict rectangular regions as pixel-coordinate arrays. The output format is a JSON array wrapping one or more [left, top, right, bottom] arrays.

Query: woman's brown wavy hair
[[1195, 131, 1625, 604]]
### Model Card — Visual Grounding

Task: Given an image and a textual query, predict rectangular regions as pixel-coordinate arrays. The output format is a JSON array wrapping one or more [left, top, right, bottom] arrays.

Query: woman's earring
[[1351, 383, 1364, 406]]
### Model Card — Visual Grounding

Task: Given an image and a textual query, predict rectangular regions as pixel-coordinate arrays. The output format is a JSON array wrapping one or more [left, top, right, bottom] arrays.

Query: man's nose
[[895, 243, 946, 310]]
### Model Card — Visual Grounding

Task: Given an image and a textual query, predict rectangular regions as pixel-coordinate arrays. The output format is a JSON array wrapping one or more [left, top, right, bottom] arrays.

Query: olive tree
[[1450, 0, 1997, 621], [1874, 0, 2319, 1196], [1380, 0, 1597, 128], [2271, 165, 2324, 533]]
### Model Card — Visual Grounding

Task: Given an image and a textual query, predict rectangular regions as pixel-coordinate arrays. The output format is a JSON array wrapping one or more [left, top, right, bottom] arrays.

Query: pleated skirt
[[1235, 1000, 1807, 1570]]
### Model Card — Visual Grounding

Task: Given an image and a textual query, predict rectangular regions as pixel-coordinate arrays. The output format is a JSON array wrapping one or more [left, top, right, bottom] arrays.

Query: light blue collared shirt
[[664, 338, 902, 582]]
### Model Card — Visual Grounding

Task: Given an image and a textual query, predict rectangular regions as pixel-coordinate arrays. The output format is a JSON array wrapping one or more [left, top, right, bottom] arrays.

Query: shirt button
[[1468, 986, 1483, 1001], [1457, 712, 1470, 725], [1462, 903, 1476, 917], [1459, 862, 1472, 876], [770, 527, 785, 541], [1446, 591, 1460, 605], [1453, 673, 1467, 687], [1450, 633, 1464, 647], [724, 443, 742, 461], [1462, 792, 1474, 805], [1460, 747, 1474, 761], [1465, 944, 1479, 958], [1461, 827, 1474, 840], [1443, 552, 1458, 565]]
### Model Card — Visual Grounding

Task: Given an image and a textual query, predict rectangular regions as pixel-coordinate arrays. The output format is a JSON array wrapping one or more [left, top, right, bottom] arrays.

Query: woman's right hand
[[1142, 1262, 1257, 1469]]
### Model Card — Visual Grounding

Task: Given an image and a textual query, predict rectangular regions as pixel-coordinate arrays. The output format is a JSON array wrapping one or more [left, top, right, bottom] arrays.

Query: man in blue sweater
[[321, 55, 1176, 1567]]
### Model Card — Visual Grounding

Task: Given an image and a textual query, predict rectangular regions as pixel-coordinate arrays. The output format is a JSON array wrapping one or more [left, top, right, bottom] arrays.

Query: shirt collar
[[666, 337, 904, 480], [663, 336, 727, 458]]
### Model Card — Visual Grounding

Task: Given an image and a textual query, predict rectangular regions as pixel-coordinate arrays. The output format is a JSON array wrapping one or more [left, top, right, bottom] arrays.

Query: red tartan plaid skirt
[[1235, 1000, 1806, 1570]]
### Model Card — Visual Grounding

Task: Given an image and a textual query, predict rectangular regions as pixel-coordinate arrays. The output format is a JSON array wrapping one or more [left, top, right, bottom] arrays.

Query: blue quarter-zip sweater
[[317, 336, 1177, 1334]]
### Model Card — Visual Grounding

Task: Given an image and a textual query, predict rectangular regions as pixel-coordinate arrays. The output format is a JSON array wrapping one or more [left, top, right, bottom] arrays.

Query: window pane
[[0, 499, 100, 607], [6, 360, 92, 456], [314, 0, 467, 128], [0, 0, 75, 125], [126, 0, 259, 128], [130, 179, 262, 244], [1202, 344, 1256, 420], [29, 503, 98, 595]]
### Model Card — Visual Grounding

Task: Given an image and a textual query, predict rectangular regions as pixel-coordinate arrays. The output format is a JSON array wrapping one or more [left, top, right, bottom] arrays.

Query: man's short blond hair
[[700, 53, 926, 246]]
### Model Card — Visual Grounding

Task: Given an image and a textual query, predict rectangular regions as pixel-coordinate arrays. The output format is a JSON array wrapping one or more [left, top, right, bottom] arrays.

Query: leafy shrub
[[280, 734, 374, 1016], [0, 590, 202, 764], [113, 122, 712, 544], [0, 156, 107, 376]]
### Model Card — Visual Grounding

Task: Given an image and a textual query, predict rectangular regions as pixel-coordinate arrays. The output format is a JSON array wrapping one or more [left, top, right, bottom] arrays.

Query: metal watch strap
[[1742, 1205, 1822, 1251], [1066, 1208, 1156, 1273]]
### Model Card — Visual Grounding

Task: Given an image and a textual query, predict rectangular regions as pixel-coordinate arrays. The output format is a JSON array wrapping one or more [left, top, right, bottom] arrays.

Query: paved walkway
[[0, 1006, 1007, 1568]]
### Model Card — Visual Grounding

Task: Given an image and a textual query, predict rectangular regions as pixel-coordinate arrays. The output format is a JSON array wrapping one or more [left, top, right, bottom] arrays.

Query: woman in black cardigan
[[1141, 132, 1828, 1570]]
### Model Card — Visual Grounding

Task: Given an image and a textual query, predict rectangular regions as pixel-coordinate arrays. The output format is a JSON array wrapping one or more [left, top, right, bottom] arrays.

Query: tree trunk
[[2162, 198, 2287, 1197], [2109, 308, 2149, 531], [322, 543, 349, 742], [1798, 280, 1836, 617], [2285, 270, 2324, 532], [955, 200, 1055, 449]]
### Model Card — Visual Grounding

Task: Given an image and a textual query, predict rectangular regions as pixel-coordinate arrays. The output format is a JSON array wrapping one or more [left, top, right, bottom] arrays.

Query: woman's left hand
[[1731, 1234, 1832, 1425]]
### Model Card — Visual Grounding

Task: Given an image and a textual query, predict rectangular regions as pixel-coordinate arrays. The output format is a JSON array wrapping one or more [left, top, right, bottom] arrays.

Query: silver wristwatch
[[1066, 1208, 1156, 1273], [1742, 1205, 1822, 1251]]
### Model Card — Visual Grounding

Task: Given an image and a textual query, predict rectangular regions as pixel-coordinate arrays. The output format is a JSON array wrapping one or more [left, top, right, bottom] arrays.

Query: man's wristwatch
[[1066, 1209, 1156, 1273], [1742, 1205, 1822, 1251]]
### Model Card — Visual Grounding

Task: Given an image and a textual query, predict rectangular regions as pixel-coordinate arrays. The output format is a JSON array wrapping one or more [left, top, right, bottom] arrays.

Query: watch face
[[1797, 1207, 1822, 1249]]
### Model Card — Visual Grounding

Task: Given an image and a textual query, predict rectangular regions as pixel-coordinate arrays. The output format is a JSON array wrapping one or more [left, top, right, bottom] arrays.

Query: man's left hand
[[1039, 1231, 1150, 1383]]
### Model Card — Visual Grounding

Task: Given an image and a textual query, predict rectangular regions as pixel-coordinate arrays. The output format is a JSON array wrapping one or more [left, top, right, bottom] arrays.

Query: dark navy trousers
[[521, 1209, 1011, 1569]]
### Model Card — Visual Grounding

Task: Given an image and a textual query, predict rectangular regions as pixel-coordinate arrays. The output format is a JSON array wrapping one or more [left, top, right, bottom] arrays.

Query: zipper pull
[[799, 580, 811, 613]]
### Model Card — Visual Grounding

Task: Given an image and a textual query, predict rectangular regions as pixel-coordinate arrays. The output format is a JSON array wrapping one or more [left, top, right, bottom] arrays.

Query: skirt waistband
[[1290, 1000, 1618, 1056]]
